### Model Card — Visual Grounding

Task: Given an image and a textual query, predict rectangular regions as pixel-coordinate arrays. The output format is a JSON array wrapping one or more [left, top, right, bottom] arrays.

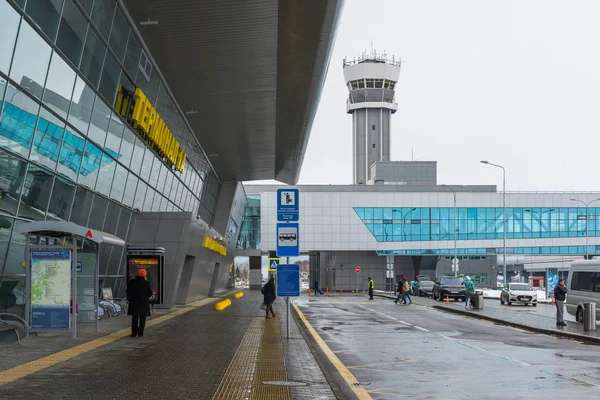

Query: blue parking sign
[[277, 264, 300, 297], [277, 189, 299, 221]]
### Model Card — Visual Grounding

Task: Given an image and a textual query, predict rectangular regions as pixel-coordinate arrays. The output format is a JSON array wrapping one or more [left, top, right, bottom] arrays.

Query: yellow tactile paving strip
[[251, 318, 290, 399], [212, 318, 264, 399], [0, 297, 217, 387]]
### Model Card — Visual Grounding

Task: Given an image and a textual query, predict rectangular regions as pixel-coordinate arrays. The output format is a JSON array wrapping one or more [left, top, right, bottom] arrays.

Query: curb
[[432, 305, 600, 346]]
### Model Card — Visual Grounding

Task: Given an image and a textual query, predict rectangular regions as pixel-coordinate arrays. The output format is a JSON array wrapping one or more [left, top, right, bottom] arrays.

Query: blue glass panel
[[373, 208, 382, 220], [354, 208, 365, 219], [364, 208, 373, 220], [383, 208, 392, 220], [0, 88, 40, 157]]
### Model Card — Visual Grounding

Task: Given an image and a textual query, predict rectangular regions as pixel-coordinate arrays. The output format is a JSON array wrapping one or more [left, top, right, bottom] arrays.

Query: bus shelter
[[17, 221, 125, 338]]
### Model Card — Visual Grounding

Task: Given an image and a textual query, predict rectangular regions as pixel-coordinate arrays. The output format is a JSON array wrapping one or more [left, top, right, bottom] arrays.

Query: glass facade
[[378, 246, 598, 256], [0, 0, 222, 314], [354, 207, 600, 242], [238, 195, 261, 250]]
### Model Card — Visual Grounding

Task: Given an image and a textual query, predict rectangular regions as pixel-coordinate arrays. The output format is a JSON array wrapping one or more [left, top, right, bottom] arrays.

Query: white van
[[566, 261, 600, 322]]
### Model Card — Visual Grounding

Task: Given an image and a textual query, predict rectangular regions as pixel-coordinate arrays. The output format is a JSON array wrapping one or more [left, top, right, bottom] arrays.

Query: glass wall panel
[[133, 180, 146, 210], [98, 53, 120, 103], [130, 137, 144, 175], [87, 194, 107, 230], [31, 107, 65, 170], [56, 0, 87, 66], [43, 52, 76, 119], [68, 76, 94, 135], [90, 0, 114, 40], [0, 150, 27, 216], [88, 97, 110, 145], [18, 164, 54, 219], [105, 246, 122, 274], [4, 220, 27, 273], [94, 153, 115, 197], [56, 127, 84, 181], [0, 84, 40, 158], [77, 140, 101, 189], [122, 172, 136, 207], [25, 0, 64, 41], [148, 157, 159, 188], [116, 208, 131, 239], [109, 7, 128, 62], [119, 127, 134, 168], [46, 175, 75, 221], [103, 200, 119, 234], [77, 0, 93, 15], [139, 147, 153, 182], [0, 1, 21, 75], [79, 28, 105, 87], [155, 163, 167, 194], [109, 163, 126, 203], [123, 34, 141, 79], [10, 21, 52, 100], [105, 112, 124, 156], [0, 218, 13, 274], [69, 185, 92, 225], [143, 187, 155, 211]]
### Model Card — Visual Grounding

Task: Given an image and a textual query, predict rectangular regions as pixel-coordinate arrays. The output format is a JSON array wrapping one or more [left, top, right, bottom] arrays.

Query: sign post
[[277, 263, 300, 339]]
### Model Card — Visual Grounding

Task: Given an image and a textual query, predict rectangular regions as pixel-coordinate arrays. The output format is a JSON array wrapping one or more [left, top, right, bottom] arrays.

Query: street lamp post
[[569, 198, 600, 259], [441, 185, 460, 277], [481, 161, 507, 285]]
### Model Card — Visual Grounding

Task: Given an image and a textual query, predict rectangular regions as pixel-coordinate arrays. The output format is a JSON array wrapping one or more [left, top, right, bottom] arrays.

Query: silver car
[[500, 283, 538, 306]]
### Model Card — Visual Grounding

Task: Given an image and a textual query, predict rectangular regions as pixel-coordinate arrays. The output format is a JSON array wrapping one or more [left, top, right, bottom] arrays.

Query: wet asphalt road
[[296, 295, 600, 400]]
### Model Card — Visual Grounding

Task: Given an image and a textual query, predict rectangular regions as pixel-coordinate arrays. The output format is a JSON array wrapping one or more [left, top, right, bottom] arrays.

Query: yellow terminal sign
[[116, 87, 186, 173], [203, 236, 227, 256]]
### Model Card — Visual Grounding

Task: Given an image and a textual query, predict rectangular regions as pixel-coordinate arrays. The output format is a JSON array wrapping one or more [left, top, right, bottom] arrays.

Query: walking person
[[263, 275, 277, 319], [368, 277, 374, 300], [554, 279, 567, 326], [401, 278, 413, 304], [127, 269, 153, 338], [314, 280, 320, 296], [464, 276, 475, 309], [394, 279, 403, 304]]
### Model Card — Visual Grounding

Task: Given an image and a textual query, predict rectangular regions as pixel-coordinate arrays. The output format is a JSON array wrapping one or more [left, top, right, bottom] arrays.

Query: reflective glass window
[[46, 175, 75, 221], [87, 194, 107, 230], [122, 172, 136, 207], [148, 158, 159, 188], [68, 76, 94, 135], [90, 0, 115, 40], [118, 128, 134, 168], [155, 164, 167, 193], [130, 137, 144, 175], [0, 1, 21, 75], [77, 140, 101, 189], [103, 200, 119, 233], [77, 0, 93, 15], [143, 188, 155, 211], [31, 108, 65, 170], [43, 52, 76, 119], [0, 217, 13, 274], [116, 208, 131, 239], [123, 34, 141, 79], [0, 151, 27, 216], [145, 70, 160, 104], [133, 180, 146, 210], [109, 163, 127, 203], [162, 170, 173, 197], [25, 0, 64, 41], [99, 53, 120, 103], [109, 7, 129, 62], [10, 21, 52, 100], [95, 153, 116, 197], [4, 220, 27, 273], [0, 84, 40, 158], [139, 147, 154, 182], [57, 127, 84, 181], [79, 28, 105, 87], [56, 0, 88, 66], [105, 246, 123, 274], [88, 98, 110, 145], [18, 164, 53, 219], [69, 185, 92, 225], [176, 180, 184, 205], [105, 112, 124, 154], [117, 72, 135, 110]]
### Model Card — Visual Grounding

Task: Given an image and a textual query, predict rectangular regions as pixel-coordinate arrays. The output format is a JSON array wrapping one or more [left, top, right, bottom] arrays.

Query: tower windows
[[366, 79, 375, 88], [374, 79, 384, 88]]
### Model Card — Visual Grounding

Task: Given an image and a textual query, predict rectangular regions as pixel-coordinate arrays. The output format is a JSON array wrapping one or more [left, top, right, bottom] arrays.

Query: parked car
[[433, 277, 465, 301], [416, 280, 434, 297], [500, 283, 537, 306], [566, 261, 600, 323]]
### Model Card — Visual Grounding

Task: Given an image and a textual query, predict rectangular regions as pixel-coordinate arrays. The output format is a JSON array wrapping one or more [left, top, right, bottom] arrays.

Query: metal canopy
[[16, 221, 126, 247], [122, 0, 344, 184]]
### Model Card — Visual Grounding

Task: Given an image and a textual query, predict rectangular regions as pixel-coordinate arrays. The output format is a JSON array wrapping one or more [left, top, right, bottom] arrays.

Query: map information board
[[31, 249, 72, 329]]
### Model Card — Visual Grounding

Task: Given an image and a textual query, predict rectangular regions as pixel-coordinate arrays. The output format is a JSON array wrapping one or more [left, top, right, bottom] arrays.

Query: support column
[[249, 255, 262, 290], [386, 255, 394, 292]]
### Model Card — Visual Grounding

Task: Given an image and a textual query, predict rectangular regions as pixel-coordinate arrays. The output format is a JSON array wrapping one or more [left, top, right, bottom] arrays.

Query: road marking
[[414, 326, 430, 332], [292, 302, 373, 400], [0, 297, 218, 387], [455, 340, 531, 367], [357, 304, 412, 326]]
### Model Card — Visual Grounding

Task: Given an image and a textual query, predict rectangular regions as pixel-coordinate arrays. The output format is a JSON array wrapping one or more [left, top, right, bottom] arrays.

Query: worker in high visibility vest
[[368, 277, 374, 300]]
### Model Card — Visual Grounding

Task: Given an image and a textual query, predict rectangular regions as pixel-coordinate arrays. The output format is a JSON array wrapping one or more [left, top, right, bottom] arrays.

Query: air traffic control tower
[[344, 51, 401, 184]]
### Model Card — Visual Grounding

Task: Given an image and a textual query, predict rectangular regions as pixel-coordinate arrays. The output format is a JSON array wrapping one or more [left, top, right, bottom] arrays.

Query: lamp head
[[480, 160, 489, 164]]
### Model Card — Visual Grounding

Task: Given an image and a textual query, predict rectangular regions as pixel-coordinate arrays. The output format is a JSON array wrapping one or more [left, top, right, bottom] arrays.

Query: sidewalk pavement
[[374, 292, 600, 345]]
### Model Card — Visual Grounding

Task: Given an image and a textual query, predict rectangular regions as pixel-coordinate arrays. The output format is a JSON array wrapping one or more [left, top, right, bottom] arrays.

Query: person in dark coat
[[127, 269, 153, 337], [263, 275, 276, 319]]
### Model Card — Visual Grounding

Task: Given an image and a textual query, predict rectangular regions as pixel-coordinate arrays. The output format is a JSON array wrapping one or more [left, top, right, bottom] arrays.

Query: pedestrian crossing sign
[[268, 258, 281, 272]]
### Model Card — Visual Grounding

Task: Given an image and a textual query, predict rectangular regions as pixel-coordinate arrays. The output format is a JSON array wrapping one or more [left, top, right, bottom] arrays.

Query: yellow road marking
[[292, 302, 373, 400], [0, 297, 218, 387]]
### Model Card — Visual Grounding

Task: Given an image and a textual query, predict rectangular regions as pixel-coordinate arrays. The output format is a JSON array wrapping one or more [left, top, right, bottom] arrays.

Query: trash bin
[[583, 302, 596, 331], [474, 291, 484, 309]]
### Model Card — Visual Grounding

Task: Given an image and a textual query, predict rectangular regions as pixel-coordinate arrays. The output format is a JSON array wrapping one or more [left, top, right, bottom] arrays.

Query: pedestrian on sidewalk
[[554, 279, 567, 326], [314, 280, 320, 296], [127, 269, 153, 338], [394, 279, 403, 304], [368, 277, 374, 300], [401, 278, 412, 304], [464, 276, 475, 309], [263, 275, 277, 319]]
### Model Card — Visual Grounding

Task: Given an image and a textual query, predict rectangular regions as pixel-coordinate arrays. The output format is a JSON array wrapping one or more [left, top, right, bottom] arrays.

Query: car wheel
[[507, 300, 512, 306], [500, 296, 505, 305], [576, 307, 584, 323], [532, 303, 537, 307]]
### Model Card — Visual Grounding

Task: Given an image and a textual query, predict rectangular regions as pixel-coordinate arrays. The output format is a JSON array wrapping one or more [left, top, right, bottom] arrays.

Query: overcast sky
[[284, 0, 600, 192]]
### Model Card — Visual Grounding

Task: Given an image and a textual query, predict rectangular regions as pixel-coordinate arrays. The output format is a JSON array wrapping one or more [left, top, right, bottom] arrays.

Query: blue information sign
[[277, 264, 300, 297], [277, 189, 299, 221], [276, 223, 299, 257]]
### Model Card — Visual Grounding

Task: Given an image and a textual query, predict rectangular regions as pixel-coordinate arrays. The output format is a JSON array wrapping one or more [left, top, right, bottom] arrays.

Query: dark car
[[416, 280, 434, 297], [433, 277, 466, 301]]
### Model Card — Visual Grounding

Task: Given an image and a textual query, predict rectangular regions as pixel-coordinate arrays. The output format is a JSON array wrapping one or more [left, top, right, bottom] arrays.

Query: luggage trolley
[[126, 247, 165, 311]]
